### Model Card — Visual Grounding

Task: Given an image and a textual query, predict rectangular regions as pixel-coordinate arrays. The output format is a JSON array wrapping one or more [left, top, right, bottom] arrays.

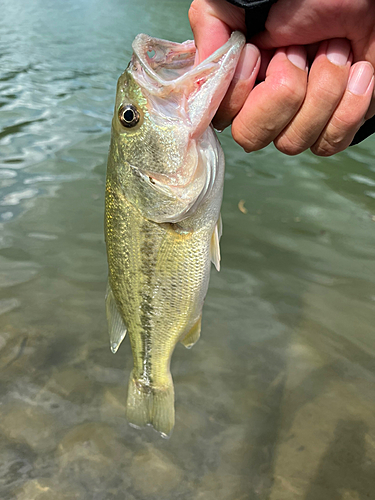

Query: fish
[[105, 31, 245, 437]]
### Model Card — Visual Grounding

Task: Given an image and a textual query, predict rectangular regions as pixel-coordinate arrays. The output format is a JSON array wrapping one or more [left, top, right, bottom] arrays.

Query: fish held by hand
[[105, 32, 245, 437]]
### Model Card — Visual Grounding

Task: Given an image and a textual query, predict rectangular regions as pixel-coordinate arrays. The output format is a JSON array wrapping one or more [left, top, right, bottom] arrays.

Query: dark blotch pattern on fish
[[139, 220, 157, 386]]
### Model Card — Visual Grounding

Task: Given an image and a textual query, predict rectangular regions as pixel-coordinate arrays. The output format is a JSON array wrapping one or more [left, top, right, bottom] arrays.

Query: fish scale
[[105, 31, 245, 436]]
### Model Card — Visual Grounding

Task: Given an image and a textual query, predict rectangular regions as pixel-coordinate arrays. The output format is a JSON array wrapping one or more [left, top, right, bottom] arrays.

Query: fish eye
[[118, 104, 140, 128]]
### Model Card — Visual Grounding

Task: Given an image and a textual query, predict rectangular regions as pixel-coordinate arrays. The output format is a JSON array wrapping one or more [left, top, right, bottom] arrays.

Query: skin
[[189, 0, 375, 156]]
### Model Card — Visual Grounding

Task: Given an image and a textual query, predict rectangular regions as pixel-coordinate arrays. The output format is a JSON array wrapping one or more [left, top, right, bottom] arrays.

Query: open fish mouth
[[130, 32, 246, 138], [132, 35, 196, 85], [131, 31, 245, 89]]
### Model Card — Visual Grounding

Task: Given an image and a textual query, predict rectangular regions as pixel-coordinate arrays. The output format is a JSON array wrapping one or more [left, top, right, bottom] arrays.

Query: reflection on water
[[0, 0, 375, 499]]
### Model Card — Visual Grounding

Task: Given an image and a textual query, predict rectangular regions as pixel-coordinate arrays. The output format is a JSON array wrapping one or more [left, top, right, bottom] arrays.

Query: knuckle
[[310, 142, 340, 157], [275, 140, 305, 156], [274, 131, 308, 156], [311, 136, 347, 156], [312, 118, 360, 156], [332, 112, 364, 133], [312, 82, 345, 110], [231, 124, 265, 152], [272, 77, 305, 109], [231, 128, 254, 151]]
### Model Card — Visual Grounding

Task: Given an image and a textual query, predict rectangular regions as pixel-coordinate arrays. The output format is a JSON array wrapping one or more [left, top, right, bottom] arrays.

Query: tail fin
[[126, 370, 175, 438]]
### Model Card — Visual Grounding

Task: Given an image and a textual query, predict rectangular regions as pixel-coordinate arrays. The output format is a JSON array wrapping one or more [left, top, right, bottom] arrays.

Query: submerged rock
[[44, 367, 96, 404], [129, 447, 183, 496], [57, 422, 132, 491], [14, 478, 84, 500], [0, 403, 58, 454]]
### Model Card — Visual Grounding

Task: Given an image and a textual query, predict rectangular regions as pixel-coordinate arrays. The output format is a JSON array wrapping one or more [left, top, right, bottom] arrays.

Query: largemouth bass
[[105, 32, 245, 437]]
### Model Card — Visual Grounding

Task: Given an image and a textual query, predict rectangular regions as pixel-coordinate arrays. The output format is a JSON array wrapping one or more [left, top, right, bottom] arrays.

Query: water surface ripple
[[0, 1, 374, 499]]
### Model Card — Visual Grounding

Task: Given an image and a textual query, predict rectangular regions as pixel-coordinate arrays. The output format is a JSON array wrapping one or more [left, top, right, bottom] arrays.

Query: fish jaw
[[131, 31, 245, 139], [109, 32, 245, 224]]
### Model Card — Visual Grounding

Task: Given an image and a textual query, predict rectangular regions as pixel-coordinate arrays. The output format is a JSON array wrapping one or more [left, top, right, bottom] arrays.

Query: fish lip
[[131, 31, 245, 92]]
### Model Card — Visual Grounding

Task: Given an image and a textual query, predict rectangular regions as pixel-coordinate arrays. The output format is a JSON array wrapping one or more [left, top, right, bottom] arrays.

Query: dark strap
[[226, 0, 277, 37]]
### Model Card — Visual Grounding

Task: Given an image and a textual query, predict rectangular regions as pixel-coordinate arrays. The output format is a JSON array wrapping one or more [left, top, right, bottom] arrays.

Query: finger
[[230, 45, 308, 152], [274, 39, 352, 155], [252, 0, 366, 49], [311, 61, 374, 156], [365, 85, 375, 119], [257, 49, 275, 81], [188, 0, 245, 64], [213, 43, 261, 131]]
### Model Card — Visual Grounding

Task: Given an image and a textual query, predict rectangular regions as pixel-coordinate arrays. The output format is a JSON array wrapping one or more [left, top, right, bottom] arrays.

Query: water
[[0, 1, 374, 499]]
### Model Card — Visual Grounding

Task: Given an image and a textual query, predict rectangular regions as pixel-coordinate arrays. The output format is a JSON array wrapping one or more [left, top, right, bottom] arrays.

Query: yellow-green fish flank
[[105, 32, 245, 437]]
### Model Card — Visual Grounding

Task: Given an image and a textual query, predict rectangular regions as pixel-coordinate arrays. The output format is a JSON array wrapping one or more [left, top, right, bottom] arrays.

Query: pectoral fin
[[180, 316, 202, 349], [105, 284, 127, 354], [210, 215, 222, 271]]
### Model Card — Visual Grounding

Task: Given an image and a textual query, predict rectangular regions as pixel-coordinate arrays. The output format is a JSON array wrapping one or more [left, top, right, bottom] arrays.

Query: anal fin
[[210, 214, 222, 271], [180, 316, 201, 349], [105, 283, 127, 353]]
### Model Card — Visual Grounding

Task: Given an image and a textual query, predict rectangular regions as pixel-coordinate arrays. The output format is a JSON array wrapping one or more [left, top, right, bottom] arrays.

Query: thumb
[[188, 0, 246, 63]]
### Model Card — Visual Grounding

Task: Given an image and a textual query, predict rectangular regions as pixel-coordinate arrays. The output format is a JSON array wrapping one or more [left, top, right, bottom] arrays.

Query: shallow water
[[0, 0, 375, 499]]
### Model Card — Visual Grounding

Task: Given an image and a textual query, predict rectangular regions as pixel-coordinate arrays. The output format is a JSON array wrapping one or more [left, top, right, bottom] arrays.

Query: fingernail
[[286, 45, 307, 70], [347, 62, 374, 95], [326, 39, 350, 66], [234, 43, 259, 81]]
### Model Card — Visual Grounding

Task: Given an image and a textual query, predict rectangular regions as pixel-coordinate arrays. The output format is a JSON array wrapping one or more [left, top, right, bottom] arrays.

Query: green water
[[0, 0, 374, 499]]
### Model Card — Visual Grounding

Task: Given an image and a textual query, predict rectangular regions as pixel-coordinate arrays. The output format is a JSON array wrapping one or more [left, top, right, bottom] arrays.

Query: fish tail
[[126, 370, 175, 438]]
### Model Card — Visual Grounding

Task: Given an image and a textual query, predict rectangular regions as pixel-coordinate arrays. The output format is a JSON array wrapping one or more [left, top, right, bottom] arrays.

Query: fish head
[[109, 32, 245, 223]]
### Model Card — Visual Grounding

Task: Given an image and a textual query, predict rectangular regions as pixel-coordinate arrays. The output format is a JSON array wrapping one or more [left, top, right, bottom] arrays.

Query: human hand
[[189, 0, 375, 156]]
